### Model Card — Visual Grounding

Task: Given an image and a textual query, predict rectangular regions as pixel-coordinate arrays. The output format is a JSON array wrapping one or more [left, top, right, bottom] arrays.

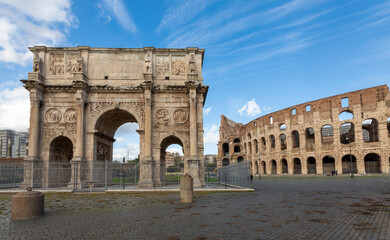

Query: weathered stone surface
[[180, 174, 193, 202], [11, 191, 44, 220], [21, 46, 208, 189], [218, 85, 390, 175]]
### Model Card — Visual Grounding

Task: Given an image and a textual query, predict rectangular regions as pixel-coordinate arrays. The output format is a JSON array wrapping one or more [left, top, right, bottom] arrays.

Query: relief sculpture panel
[[49, 54, 65, 75], [64, 108, 77, 123], [156, 56, 170, 76], [46, 108, 62, 123], [156, 109, 170, 123], [171, 56, 185, 76], [97, 142, 110, 161], [173, 109, 188, 123]]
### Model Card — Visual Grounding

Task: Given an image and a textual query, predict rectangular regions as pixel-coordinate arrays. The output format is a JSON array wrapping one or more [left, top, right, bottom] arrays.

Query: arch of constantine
[[218, 85, 390, 175], [22, 46, 208, 188]]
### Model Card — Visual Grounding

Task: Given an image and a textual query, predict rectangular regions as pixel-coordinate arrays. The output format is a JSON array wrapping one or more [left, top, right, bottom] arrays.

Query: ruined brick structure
[[217, 85, 390, 175]]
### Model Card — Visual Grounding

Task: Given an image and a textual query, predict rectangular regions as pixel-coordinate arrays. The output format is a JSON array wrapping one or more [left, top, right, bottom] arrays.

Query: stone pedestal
[[11, 191, 44, 220], [180, 174, 193, 203], [138, 158, 155, 188], [187, 159, 201, 188], [68, 159, 86, 190], [19, 159, 43, 189]]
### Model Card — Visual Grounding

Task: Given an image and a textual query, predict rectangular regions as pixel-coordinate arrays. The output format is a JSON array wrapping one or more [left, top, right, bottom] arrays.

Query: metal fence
[[218, 161, 251, 188], [0, 162, 220, 191], [0, 164, 24, 189]]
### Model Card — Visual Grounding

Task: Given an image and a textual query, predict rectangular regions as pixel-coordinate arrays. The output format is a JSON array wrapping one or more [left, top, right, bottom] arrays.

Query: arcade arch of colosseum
[[217, 85, 390, 175], [21, 46, 208, 188]]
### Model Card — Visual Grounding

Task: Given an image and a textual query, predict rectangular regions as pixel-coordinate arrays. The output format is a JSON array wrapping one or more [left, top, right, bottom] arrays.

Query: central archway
[[93, 109, 140, 187]]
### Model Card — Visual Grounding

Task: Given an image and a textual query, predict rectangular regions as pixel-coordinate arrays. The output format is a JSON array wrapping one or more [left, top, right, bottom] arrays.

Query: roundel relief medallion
[[173, 109, 188, 123], [156, 109, 170, 123], [46, 108, 62, 123], [64, 108, 77, 123]]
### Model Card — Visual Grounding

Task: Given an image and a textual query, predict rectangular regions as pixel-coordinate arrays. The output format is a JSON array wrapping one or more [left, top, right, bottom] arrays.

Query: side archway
[[48, 136, 73, 187]]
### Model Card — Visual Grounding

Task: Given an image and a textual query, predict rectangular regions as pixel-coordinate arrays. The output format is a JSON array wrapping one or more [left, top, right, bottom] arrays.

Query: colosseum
[[217, 85, 390, 175]]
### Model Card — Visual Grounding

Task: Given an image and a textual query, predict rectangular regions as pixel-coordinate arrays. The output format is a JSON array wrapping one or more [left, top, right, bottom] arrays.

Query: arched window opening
[[261, 161, 267, 174], [362, 118, 379, 142], [234, 145, 241, 153], [261, 137, 266, 150], [341, 155, 357, 174], [340, 122, 355, 144], [305, 128, 315, 151], [322, 156, 335, 175], [291, 130, 300, 148], [338, 111, 354, 121], [321, 125, 334, 143], [364, 153, 381, 173], [247, 133, 251, 139], [281, 159, 288, 174], [254, 161, 259, 174], [293, 158, 301, 174], [270, 135, 275, 149], [307, 157, 316, 174], [280, 124, 286, 131], [280, 134, 287, 150], [222, 158, 230, 166], [237, 156, 244, 162], [222, 143, 229, 156], [248, 142, 252, 155], [387, 117, 390, 135], [271, 160, 277, 174], [254, 139, 259, 153], [233, 138, 240, 143]]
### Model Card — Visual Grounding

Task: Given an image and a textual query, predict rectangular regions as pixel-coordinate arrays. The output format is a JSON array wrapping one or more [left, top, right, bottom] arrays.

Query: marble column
[[21, 89, 43, 189], [74, 99, 85, 160], [187, 87, 201, 187], [69, 91, 87, 189], [28, 97, 41, 159], [138, 87, 154, 188]]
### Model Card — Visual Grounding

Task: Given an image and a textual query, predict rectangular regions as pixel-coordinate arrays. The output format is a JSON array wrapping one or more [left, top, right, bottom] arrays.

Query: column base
[[67, 158, 87, 190], [138, 156, 155, 188], [20, 157, 44, 189], [187, 158, 202, 188]]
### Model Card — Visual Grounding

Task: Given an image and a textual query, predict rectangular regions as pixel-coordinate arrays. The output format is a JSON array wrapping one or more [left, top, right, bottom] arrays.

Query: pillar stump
[[11, 190, 44, 220], [180, 174, 193, 203]]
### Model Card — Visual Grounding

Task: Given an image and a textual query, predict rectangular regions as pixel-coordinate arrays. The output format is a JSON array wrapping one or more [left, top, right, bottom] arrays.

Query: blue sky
[[0, 0, 390, 159]]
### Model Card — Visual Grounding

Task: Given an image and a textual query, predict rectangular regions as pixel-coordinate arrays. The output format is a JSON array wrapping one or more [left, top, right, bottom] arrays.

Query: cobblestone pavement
[[0, 176, 389, 239]]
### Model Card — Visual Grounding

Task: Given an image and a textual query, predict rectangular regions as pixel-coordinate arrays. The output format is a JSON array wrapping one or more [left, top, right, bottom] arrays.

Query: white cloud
[[238, 99, 261, 117], [157, 0, 215, 33], [204, 125, 219, 144], [102, 0, 137, 33], [0, 86, 30, 131], [113, 143, 139, 161], [0, 0, 77, 64], [203, 107, 212, 115], [166, 146, 183, 156]]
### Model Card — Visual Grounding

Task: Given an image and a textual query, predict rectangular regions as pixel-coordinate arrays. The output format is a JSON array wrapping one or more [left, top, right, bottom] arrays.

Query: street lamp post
[[347, 132, 354, 178]]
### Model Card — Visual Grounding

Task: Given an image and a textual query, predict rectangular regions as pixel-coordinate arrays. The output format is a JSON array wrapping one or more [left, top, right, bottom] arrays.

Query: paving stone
[[0, 176, 389, 239]]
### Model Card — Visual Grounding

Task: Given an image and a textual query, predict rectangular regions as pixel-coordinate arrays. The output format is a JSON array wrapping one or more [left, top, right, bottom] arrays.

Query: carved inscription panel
[[89, 53, 144, 79]]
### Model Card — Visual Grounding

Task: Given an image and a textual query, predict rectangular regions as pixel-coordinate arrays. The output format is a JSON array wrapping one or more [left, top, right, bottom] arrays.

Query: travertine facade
[[22, 46, 208, 188], [218, 85, 390, 175]]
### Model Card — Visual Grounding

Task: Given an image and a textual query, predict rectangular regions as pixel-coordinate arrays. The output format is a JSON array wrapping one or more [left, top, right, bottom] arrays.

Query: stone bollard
[[180, 174, 193, 203], [11, 188, 44, 220]]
